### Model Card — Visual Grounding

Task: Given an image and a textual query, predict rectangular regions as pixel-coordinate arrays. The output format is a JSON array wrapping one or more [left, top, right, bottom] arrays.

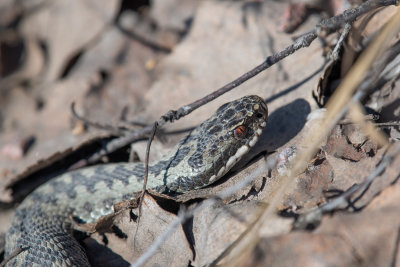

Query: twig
[[71, 102, 126, 136], [159, 31, 317, 124], [293, 142, 400, 230], [85, 126, 153, 164], [130, 156, 276, 267], [134, 122, 159, 245], [330, 23, 352, 61], [375, 121, 400, 127], [116, 21, 172, 54], [79, 0, 398, 167], [339, 114, 379, 125], [127, 0, 400, 265], [222, 5, 400, 263], [362, 40, 400, 96], [138, 122, 158, 222], [316, 0, 398, 33], [390, 227, 400, 267]]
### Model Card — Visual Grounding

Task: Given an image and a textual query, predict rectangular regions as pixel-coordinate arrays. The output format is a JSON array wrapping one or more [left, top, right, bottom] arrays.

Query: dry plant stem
[[170, 0, 399, 122], [116, 22, 172, 54], [317, 0, 399, 32], [138, 122, 158, 221], [361, 40, 400, 95], [160, 32, 317, 123], [129, 1, 400, 265], [225, 88, 390, 265], [321, 143, 400, 211], [70, 102, 125, 136], [85, 126, 153, 164], [130, 158, 274, 267], [330, 23, 352, 61], [375, 121, 400, 127], [349, 103, 389, 146], [225, 8, 400, 264], [339, 114, 378, 124], [294, 142, 400, 229], [133, 121, 158, 247], [328, 144, 397, 208], [391, 227, 400, 267], [128, 144, 136, 162], [81, 0, 397, 166], [210, 203, 267, 266]]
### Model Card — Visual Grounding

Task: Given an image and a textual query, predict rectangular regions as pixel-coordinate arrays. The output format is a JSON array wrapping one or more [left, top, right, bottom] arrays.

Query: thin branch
[[71, 102, 126, 136], [139, 122, 158, 220], [293, 142, 400, 230], [126, 1, 400, 265], [116, 20, 172, 54], [162, 0, 399, 123], [317, 0, 399, 33], [85, 126, 153, 164], [390, 227, 400, 267], [133, 122, 159, 246], [130, 156, 277, 267], [339, 114, 379, 125], [330, 23, 352, 61], [159, 31, 317, 124], [222, 5, 400, 262], [79, 0, 398, 167], [375, 121, 400, 127]]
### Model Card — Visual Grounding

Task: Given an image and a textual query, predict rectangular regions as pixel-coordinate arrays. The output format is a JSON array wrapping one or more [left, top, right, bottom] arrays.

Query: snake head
[[165, 95, 268, 193], [201, 95, 268, 177]]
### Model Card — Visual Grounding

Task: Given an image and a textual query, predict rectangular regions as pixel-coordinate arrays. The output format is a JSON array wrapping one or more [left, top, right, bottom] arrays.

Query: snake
[[5, 95, 268, 266]]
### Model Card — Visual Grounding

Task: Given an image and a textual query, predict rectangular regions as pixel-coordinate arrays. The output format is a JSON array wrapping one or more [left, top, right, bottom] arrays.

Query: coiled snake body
[[5, 95, 268, 266]]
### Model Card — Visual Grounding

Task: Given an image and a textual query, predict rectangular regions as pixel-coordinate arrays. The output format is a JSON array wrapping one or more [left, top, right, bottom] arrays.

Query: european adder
[[5, 95, 268, 266]]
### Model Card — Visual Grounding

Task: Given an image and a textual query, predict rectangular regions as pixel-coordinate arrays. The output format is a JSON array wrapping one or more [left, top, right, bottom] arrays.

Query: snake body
[[5, 95, 268, 266]]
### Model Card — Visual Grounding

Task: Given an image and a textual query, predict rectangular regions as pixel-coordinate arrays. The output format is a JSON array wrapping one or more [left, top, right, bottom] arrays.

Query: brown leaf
[[19, 0, 120, 82], [343, 5, 400, 75], [150, 0, 199, 32], [88, 194, 193, 265], [240, 181, 400, 267], [245, 232, 358, 267]]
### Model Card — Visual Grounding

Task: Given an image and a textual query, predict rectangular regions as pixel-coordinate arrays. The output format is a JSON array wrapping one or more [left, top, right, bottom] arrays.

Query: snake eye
[[256, 112, 263, 118], [234, 125, 247, 138]]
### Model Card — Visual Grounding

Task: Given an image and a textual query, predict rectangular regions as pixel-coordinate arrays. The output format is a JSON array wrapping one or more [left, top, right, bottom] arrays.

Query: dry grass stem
[[223, 9, 400, 264]]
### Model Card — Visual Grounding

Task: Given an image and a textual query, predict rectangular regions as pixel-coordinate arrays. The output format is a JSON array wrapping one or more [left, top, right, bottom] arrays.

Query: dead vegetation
[[0, 0, 399, 266]]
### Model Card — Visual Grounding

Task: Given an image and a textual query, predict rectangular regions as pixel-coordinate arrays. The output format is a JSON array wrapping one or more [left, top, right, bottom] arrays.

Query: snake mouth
[[250, 121, 266, 147], [208, 120, 267, 183]]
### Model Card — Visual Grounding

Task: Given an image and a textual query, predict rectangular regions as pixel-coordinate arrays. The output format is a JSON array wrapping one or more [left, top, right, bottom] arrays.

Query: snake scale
[[5, 95, 268, 266]]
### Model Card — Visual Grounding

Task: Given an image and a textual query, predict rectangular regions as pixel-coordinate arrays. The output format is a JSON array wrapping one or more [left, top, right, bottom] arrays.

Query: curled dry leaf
[[314, 5, 400, 106], [237, 156, 400, 267], [313, 60, 337, 107], [0, 134, 111, 203], [87, 194, 192, 266], [314, 183, 400, 267], [343, 5, 400, 75], [2, 1, 398, 266]]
